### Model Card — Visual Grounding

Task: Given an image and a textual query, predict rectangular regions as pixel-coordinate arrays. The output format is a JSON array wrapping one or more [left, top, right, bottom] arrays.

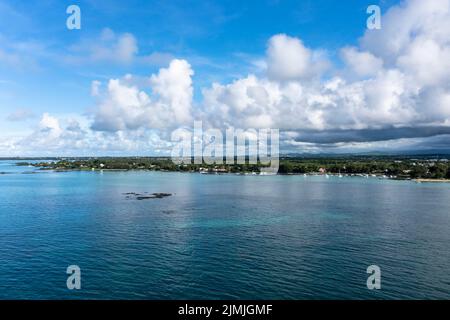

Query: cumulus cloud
[[266, 34, 329, 81], [1, 112, 173, 157], [91, 59, 194, 131], [202, 68, 417, 132], [200, 0, 450, 151], [39, 113, 61, 134], [340, 47, 383, 77], [150, 59, 194, 124], [93, 28, 138, 63]]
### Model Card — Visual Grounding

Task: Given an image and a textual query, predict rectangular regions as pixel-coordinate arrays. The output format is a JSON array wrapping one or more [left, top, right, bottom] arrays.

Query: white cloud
[[201, 0, 450, 141], [64, 28, 176, 67], [1, 112, 174, 157], [91, 59, 194, 131], [150, 59, 194, 124], [66, 28, 138, 65], [36, 113, 63, 143], [359, 0, 450, 89], [266, 34, 329, 81], [340, 47, 383, 77], [201, 68, 417, 132], [39, 113, 61, 132], [361, 0, 450, 63], [397, 38, 450, 87]]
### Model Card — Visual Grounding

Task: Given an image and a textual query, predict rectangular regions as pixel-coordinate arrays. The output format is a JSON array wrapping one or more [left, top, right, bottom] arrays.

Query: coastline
[[414, 178, 450, 183], [2, 167, 423, 182], [5, 157, 450, 182]]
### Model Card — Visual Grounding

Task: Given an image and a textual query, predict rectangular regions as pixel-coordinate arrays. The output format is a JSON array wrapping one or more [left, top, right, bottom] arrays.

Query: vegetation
[[19, 157, 267, 174], [278, 156, 450, 180], [16, 155, 450, 180]]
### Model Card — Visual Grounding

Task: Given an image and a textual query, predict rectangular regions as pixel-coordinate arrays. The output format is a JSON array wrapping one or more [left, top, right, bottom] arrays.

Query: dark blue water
[[0, 160, 449, 299]]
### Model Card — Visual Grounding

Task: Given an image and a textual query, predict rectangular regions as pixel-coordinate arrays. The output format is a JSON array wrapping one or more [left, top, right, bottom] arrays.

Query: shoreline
[[5, 158, 450, 182], [414, 178, 450, 183], [4, 167, 450, 184], [2, 167, 418, 181]]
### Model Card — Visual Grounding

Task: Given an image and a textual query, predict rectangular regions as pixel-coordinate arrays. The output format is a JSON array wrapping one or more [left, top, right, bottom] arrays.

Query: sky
[[1, 0, 450, 156]]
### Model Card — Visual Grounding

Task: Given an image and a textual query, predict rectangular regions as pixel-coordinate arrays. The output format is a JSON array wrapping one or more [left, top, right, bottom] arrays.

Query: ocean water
[[0, 160, 449, 299]]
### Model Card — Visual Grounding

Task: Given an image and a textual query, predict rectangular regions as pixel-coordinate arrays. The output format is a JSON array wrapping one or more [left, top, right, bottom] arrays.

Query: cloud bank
[[2, 0, 450, 156]]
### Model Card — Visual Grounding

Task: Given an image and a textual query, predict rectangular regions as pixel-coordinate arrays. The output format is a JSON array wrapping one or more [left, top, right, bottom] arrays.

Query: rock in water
[[125, 192, 172, 200]]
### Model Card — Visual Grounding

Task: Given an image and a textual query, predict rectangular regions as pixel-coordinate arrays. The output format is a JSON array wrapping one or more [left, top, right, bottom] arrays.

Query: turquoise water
[[0, 160, 449, 299]]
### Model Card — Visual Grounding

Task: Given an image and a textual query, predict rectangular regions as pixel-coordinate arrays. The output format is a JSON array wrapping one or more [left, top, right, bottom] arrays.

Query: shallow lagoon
[[0, 160, 449, 299]]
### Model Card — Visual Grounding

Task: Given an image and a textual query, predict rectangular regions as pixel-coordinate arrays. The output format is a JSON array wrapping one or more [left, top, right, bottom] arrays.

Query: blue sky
[[1, 0, 450, 156], [2, 0, 396, 111]]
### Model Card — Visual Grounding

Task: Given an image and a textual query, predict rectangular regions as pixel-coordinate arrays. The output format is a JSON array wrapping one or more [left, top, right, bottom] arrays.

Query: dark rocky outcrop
[[123, 192, 172, 200]]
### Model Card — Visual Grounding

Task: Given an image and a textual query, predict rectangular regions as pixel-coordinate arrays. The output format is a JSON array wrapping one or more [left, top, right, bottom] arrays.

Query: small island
[[124, 192, 172, 200]]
